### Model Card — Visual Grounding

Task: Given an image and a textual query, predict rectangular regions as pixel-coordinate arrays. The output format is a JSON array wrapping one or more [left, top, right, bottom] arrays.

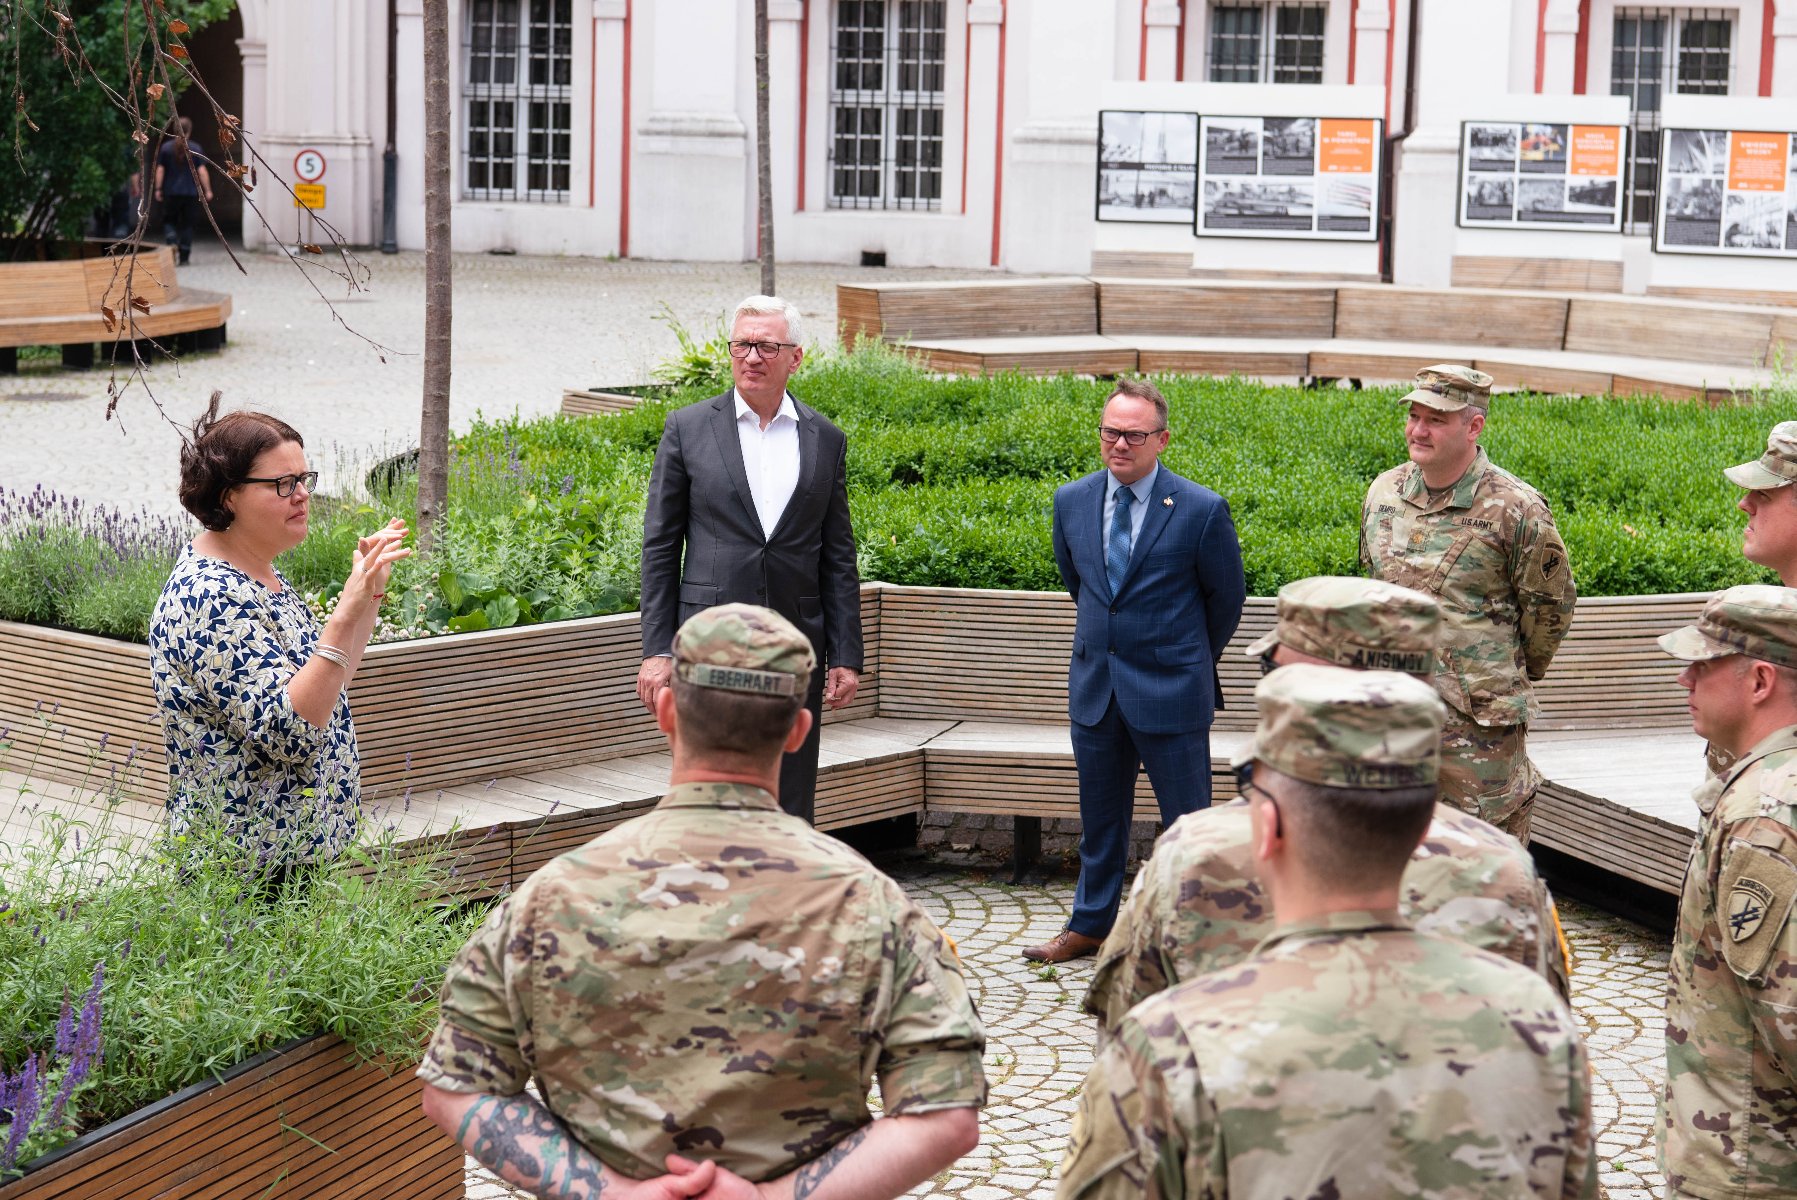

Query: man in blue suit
[[1023, 378, 1246, 963]]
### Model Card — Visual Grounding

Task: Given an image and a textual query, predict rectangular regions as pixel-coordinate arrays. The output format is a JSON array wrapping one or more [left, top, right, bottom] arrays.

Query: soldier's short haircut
[[1107, 377, 1169, 429], [671, 675, 805, 761], [1270, 768, 1436, 890]]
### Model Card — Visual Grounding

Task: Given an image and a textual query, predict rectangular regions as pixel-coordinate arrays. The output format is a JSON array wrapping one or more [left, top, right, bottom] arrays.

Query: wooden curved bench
[[2, 585, 1707, 898], [839, 277, 1791, 401], [0, 245, 230, 371]]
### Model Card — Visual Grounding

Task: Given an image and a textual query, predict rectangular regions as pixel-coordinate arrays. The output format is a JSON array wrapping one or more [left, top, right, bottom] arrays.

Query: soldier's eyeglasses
[[1233, 762, 1281, 834], [1258, 649, 1280, 677], [1098, 426, 1165, 446], [728, 339, 798, 359], [239, 471, 318, 498]]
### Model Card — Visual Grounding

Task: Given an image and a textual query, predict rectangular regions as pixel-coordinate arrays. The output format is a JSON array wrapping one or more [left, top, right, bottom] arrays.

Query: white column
[[1775, 0, 1797, 97], [965, 2, 1004, 262], [393, 0, 425, 251], [1141, 3, 1182, 81], [766, 2, 803, 243], [1353, 0, 1390, 91], [1540, 0, 1582, 95], [631, 0, 747, 260], [237, 36, 269, 250], [589, 0, 626, 256]]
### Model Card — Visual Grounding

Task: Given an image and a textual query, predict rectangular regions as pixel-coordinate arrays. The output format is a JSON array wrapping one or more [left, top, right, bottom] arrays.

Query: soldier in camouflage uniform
[[1084, 576, 1571, 1036], [1727, 421, 1797, 587], [1360, 364, 1576, 843], [418, 605, 985, 1200], [1059, 664, 1596, 1200], [1657, 586, 1797, 1197]]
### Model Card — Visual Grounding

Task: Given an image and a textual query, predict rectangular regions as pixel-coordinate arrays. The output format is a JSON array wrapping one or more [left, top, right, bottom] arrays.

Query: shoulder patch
[[1719, 841, 1797, 981]]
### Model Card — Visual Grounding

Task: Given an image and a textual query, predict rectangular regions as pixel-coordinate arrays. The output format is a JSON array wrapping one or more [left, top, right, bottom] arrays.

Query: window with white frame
[[1611, 7, 1734, 232], [463, 0, 572, 202], [828, 1, 947, 211], [1206, 3, 1327, 84]]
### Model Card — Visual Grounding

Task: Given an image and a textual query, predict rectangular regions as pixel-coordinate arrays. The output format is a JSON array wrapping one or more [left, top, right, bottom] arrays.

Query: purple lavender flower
[[1, 1055, 42, 1171]]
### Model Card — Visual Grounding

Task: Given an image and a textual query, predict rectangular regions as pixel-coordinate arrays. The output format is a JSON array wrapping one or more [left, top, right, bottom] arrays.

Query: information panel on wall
[[1655, 128, 1797, 257], [1457, 121, 1627, 231], [1195, 116, 1382, 241], [1095, 110, 1200, 224]]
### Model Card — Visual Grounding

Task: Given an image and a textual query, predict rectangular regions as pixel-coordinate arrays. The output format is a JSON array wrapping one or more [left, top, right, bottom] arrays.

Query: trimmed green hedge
[[0, 344, 1781, 643]]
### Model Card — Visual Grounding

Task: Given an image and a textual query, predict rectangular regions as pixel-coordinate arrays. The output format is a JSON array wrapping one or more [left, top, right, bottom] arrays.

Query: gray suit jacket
[[639, 390, 864, 671]]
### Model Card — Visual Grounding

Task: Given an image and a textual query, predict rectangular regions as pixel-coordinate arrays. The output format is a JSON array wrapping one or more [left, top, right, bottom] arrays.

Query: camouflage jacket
[[1084, 800, 1569, 1034], [1061, 911, 1597, 1200], [417, 782, 987, 1182], [1662, 724, 1797, 1199], [1360, 448, 1576, 726]]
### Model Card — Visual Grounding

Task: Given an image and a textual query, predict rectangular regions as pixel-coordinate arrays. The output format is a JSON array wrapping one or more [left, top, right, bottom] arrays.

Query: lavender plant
[[0, 718, 490, 1177]]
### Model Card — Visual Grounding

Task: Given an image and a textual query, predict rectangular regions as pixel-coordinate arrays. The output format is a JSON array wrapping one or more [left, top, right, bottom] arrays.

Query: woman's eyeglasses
[[240, 471, 318, 498]]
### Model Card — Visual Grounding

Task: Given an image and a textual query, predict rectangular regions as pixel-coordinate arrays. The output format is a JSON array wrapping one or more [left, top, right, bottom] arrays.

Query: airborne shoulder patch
[[1718, 839, 1797, 982]]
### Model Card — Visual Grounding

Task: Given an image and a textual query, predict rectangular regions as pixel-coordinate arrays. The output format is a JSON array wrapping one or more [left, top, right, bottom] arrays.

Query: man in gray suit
[[637, 295, 864, 824]]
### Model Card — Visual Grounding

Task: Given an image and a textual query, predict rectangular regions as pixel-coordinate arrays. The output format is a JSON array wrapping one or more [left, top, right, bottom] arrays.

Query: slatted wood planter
[[1450, 256, 1624, 294], [0, 1034, 459, 1200], [0, 245, 231, 368]]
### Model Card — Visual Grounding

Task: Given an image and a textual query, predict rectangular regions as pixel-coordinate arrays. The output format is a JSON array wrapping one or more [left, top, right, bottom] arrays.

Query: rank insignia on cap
[[1729, 878, 1773, 942]]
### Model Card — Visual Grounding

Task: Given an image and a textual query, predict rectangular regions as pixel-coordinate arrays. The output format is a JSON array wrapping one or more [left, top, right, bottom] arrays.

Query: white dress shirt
[[734, 389, 802, 540], [1103, 462, 1158, 561]]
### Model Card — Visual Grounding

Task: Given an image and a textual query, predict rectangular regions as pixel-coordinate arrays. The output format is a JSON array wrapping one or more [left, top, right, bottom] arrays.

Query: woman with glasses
[[147, 393, 410, 877]]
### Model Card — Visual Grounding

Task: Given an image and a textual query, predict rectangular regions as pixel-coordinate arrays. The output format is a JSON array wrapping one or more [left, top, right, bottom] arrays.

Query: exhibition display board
[[1458, 121, 1627, 231], [1096, 110, 1199, 224], [1195, 115, 1382, 240], [1654, 128, 1797, 257]]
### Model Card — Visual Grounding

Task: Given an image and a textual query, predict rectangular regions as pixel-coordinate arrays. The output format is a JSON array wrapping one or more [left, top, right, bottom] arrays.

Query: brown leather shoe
[[1021, 930, 1103, 963]]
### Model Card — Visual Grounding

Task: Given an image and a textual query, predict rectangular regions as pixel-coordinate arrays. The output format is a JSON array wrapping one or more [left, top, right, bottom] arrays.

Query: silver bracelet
[[312, 644, 351, 670]]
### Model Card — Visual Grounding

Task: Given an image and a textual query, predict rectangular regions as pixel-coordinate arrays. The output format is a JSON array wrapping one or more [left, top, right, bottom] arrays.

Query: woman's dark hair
[[178, 391, 304, 531]]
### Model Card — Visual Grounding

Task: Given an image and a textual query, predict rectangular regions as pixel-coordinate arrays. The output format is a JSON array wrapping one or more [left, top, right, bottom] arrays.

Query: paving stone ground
[[0, 243, 985, 513], [465, 865, 1673, 1200]]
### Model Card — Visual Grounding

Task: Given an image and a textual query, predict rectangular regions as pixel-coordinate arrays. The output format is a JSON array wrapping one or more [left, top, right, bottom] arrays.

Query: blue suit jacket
[[1051, 466, 1246, 735]]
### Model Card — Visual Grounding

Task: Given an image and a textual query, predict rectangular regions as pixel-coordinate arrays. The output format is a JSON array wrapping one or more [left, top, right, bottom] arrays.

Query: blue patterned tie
[[1107, 484, 1133, 596]]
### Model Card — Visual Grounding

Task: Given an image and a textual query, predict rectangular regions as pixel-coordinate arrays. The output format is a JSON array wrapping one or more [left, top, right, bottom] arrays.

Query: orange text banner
[[1727, 131, 1789, 192], [1318, 119, 1377, 174], [1568, 125, 1623, 177]]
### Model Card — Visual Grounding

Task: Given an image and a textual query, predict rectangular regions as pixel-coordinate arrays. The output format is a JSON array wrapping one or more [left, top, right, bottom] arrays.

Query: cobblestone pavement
[[0, 245, 987, 513], [467, 866, 1673, 1200]]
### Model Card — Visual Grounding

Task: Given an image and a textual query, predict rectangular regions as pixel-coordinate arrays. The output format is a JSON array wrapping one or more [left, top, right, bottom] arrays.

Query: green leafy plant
[[650, 305, 733, 393], [0, 716, 489, 1172]]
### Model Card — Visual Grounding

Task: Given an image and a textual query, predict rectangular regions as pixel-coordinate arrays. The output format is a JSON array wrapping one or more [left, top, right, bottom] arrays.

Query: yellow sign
[[293, 183, 326, 209]]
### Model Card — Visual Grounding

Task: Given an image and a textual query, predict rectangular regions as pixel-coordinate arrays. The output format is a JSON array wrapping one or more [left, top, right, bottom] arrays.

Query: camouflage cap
[[1657, 585, 1797, 670], [1232, 663, 1446, 789], [672, 603, 815, 697], [1723, 421, 1797, 491], [1244, 576, 1441, 677], [1403, 364, 1493, 413]]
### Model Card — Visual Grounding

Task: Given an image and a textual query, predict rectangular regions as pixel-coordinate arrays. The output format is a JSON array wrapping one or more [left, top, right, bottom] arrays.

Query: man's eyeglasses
[[728, 339, 798, 360], [1098, 426, 1165, 446], [1233, 761, 1280, 834], [239, 471, 318, 498]]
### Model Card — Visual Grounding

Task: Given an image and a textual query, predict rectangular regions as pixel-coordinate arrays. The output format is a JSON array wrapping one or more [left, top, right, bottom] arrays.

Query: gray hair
[[732, 294, 805, 347]]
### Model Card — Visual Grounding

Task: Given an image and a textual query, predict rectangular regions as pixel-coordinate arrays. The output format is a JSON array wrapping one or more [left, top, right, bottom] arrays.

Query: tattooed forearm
[[457, 1093, 610, 1199], [793, 1126, 870, 1200]]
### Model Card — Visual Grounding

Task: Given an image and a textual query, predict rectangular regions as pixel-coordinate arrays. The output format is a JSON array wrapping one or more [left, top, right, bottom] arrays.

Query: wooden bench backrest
[[1096, 279, 1336, 339], [1450, 256, 1624, 294], [1564, 296, 1774, 368], [1334, 285, 1570, 350], [839, 278, 1098, 343], [0, 261, 91, 320], [85, 247, 180, 311]]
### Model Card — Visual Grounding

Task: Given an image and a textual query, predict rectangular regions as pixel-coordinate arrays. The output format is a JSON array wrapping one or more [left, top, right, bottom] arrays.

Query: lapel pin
[[1163, 496, 1174, 508]]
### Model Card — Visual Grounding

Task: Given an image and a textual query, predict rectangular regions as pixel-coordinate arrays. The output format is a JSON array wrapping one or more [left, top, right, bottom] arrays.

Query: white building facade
[[228, 0, 1797, 289]]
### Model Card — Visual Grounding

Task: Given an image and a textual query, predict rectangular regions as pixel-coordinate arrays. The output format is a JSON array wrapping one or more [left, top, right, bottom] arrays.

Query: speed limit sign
[[293, 148, 327, 183]]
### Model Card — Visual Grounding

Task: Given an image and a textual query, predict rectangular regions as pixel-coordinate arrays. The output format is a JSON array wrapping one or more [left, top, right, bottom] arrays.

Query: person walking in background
[[422, 605, 984, 1200], [1060, 665, 1595, 1200], [154, 115, 213, 265], [1361, 364, 1575, 843], [1084, 575, 1571, 1035], [1023, 378, 1245, 964], [636, 295, 863, 826], [148, 393, 408, 877]]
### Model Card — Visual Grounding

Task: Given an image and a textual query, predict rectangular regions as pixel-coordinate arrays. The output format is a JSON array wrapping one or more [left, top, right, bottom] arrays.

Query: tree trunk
[[418, 0, 452, 552], [754, 0, 774, 296]]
